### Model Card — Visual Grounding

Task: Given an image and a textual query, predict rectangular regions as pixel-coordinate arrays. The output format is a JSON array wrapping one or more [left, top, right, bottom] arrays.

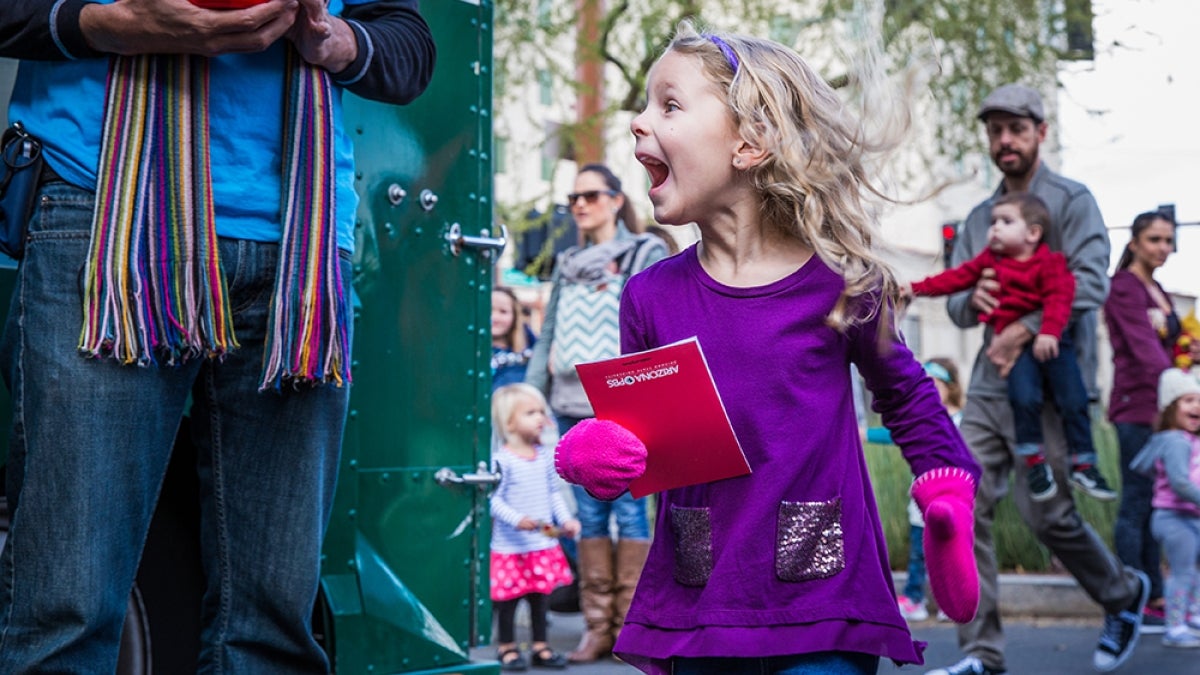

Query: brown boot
[[612, 538, 651, 643], [569, 537, 615, 662]]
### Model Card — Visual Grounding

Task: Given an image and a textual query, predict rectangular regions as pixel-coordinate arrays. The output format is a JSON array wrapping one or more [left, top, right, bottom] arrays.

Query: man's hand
[[969, 267, 1000, 315], [1032, 334, 1059, 362], [986, 321, 1033, 377], [288, 0, 358, 73], [81, 0, 300, 57]]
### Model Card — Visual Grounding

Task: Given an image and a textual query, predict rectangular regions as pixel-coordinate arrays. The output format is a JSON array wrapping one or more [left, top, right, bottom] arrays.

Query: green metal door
[[319, 2, 499, 673]]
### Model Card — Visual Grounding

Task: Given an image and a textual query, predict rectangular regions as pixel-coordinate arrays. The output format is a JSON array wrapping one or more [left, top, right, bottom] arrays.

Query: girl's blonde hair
[[666, 20, 908, 329], [491, 383, 548, 443], [492, 286, 528, 353]]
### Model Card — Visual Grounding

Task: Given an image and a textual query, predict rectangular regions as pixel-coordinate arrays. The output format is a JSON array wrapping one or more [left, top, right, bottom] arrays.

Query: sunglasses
[[567, 189, 617, 205]]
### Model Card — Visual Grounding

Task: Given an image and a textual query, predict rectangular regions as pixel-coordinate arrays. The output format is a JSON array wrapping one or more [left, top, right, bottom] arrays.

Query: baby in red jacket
[[905, 191, 1115, 504]]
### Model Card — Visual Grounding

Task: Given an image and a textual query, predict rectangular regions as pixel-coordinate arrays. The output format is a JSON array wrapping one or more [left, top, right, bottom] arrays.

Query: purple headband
[[704, 34, 739, 73]]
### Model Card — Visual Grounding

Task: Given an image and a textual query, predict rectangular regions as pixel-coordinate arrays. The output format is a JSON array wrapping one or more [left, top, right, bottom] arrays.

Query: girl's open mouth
[[638, 155, 669, 189]]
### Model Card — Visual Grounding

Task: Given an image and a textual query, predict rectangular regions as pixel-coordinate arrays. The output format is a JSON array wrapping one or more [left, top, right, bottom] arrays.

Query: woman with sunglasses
[[525, 163, 668, 663]]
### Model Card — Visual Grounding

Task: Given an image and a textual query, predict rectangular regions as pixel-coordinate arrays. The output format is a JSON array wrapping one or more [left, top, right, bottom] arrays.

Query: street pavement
[[471, 610, 1200, 674]]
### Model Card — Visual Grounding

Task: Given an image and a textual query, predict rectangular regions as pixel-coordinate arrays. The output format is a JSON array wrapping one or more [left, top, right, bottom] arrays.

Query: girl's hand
[[560, 519, 581, 539], [516, 516, 538, 531], [911, 467, 979, 624], [555, 419, 647, 501]]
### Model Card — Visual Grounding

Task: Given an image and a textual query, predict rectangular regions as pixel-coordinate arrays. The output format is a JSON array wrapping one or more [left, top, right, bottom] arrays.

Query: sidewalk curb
[[894, 572, 1098, 620]]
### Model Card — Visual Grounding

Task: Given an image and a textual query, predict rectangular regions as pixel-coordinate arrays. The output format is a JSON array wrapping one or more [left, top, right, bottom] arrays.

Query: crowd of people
[[489, 41, 1198, 675], [0, 1, 435, 672], [1, 3, 1195, 674]]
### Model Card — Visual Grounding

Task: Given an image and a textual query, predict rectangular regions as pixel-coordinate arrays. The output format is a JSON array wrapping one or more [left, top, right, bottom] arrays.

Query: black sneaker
[[1071, 465, 1118, 501], [1093, 569, 1150, 672], [1027, 462, 1057, 502], [924, 656, 1007, 675]]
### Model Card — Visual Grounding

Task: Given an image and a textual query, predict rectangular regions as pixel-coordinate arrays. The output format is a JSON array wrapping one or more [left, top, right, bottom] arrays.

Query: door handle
[[435, 461, 502, 487], [445, 223, 508, 257]]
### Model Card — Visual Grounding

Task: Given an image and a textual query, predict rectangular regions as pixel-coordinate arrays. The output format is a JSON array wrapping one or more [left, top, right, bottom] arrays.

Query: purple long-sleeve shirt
[[1104, 269, 1177, 425], [613, 246, 978, 673]]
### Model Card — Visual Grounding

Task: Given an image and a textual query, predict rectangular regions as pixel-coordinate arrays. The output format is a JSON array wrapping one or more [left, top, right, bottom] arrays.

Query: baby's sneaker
[[1027, 462, 1057, 502], [1070, 465, 1117, 501]]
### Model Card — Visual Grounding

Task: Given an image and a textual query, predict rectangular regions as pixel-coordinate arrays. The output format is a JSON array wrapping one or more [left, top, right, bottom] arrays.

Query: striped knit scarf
[[79, 50, 350, 390]]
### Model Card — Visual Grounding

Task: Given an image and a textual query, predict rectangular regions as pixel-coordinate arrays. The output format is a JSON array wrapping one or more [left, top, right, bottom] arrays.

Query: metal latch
[[435, 461, 502, 487], [445, 222, 508, 257]]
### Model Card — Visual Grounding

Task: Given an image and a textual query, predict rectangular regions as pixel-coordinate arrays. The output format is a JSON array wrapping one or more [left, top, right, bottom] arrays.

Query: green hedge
[[864, 419, 1120, 572]]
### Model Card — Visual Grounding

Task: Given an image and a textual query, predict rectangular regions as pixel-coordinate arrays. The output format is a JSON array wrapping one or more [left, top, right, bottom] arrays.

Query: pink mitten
[[555, 419, 648, 501], [910, 467, 979, 624]]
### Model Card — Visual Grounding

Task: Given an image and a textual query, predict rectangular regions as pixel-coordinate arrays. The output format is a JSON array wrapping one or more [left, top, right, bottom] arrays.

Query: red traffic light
[[942, 223, 958, 241]]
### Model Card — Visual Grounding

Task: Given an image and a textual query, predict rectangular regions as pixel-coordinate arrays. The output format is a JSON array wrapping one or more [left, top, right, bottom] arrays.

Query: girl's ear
[[732, 138, 768, 170]]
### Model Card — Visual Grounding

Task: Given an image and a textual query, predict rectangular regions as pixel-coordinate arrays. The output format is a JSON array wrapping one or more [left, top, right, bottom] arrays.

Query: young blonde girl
[[490, 383, 580, 670], [554, 21, 981, 675], [1131, 369, 1200, 648]]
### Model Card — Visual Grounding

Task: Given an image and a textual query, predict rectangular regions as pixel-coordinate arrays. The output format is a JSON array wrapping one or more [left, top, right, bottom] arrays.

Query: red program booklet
[[575, 337, 751, 498]]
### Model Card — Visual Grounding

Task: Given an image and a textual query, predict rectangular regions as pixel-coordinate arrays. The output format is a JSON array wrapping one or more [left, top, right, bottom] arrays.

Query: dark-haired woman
[[1106, 210, 1181, 630], [526, 163, 667, 662]]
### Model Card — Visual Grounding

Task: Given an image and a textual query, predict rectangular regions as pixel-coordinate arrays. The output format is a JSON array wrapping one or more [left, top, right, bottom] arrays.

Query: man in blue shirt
[[0, 1, 433, 671]]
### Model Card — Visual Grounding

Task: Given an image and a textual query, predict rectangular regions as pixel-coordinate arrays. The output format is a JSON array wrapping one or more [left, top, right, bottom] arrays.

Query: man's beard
[[994, 148, 1037, 178]]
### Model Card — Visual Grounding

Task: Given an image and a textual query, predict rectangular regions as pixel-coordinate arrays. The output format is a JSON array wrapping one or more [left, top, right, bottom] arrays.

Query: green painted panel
[[322, 0, 497, 672]]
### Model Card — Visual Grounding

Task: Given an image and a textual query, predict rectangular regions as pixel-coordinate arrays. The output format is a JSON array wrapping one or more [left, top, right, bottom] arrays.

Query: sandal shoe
[[498, 647, 528, 672], [530, 647, 569, 669]]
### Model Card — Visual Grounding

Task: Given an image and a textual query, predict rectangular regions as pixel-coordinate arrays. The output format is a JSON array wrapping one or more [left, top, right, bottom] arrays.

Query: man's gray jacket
[[947, 163, 1111, 400]]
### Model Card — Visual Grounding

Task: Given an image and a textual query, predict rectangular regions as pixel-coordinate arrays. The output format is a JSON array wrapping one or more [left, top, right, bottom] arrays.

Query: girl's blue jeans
[[0, 182, 350, 673], [672, 650, 880, 674]]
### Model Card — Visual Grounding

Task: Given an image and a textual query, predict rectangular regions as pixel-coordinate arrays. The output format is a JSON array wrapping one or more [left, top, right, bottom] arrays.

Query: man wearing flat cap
[[926, 84, 1150, 675]]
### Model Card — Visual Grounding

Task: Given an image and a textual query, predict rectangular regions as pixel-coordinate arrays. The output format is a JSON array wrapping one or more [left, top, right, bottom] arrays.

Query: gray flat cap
[[977, 84, 1045, 122]]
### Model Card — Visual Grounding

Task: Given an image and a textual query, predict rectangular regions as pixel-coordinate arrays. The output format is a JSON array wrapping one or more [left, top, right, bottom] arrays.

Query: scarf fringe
[[80, 52, 350, 391], [260, 50, 351, 390]]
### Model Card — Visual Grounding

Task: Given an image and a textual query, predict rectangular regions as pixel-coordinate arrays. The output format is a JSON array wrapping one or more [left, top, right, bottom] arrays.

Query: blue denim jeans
[[1150, 508, 1200, 630], [672, 651, 880, 674], [1007, 328, 1097, 466], [556, 415, 650, 540], [904, 523, 926, 603], [0, 181, 350, 673], [1114, 422, 1163, 600]]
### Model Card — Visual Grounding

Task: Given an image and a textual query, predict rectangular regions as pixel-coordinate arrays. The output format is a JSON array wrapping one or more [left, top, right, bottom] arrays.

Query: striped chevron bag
[[550, 271, 624, 374], [549, 235, 659, 375]]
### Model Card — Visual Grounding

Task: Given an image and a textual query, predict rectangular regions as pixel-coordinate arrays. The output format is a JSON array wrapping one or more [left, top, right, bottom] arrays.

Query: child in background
[[492, 287, 536, 391], [1131, 369, 1200, 648], [490, 384, 580, 670], [868, 358, 965, 623], [555, 22, 981, 674], [906, 192, 1115, 504]]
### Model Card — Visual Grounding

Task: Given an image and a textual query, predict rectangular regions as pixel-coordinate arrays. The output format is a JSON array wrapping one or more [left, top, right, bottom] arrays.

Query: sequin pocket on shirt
[[670, 505, 713, 586], [775, 498, 844, 582]]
